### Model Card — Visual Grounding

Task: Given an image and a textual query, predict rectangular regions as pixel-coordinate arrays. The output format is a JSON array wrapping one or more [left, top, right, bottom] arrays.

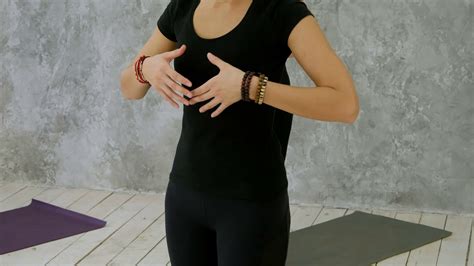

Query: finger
[[163, 78, 190, 106], [166, 68, 193, 89], [191, 77, 215, 97], [163, 44, 186, 61], [199, 97, 220, 113], [190, 89, 215, 105], [156, 86, 179, 109], [161, 83, 185, 108], [164, 75, 192, 101], [211, 102, 227, 118], [207, 52, 226, 69]]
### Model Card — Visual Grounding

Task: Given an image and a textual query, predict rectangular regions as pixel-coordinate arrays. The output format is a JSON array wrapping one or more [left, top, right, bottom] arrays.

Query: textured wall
[[0, 0, 472, 214]]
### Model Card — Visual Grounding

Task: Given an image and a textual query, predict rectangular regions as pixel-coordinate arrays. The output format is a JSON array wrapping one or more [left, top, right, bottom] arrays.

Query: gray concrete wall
[[0, 0, 472, 215]]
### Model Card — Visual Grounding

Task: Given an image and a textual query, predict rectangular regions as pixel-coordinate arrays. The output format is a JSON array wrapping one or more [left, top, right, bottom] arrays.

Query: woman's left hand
[[189, 52, 244, 118]]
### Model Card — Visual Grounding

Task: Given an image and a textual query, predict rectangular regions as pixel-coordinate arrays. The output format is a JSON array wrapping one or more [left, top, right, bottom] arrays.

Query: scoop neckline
[[190, 0, 255, 41]]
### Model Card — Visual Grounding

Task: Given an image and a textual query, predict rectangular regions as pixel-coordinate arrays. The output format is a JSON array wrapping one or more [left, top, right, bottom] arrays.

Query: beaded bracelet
[[241, 71, 268, 104], [241, 71, 250, 101], [241, 71, 255, 102], [134, 55, 150, 85]]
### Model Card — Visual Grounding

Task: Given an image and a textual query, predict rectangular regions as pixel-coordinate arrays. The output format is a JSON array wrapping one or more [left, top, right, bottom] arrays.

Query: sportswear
[[157, 0, 314, 201]]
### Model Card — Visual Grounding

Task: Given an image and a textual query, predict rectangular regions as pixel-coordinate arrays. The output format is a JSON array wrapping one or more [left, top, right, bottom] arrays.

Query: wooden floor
[[0, 181, 472, 266]]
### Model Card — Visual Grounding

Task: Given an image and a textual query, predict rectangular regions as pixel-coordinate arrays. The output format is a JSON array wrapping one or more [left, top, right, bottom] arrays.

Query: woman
[[120, 0, 359, 265]]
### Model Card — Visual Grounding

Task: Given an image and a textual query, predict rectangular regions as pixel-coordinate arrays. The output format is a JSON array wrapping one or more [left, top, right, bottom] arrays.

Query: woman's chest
[[172, 8, 284, 86]]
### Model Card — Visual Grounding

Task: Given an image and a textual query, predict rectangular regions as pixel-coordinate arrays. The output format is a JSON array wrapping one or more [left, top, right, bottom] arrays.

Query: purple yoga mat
[[0, 198, 107, 255]]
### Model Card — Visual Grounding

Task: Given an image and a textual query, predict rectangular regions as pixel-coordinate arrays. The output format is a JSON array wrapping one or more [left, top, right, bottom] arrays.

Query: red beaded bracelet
[[134, 55, 150, 85]]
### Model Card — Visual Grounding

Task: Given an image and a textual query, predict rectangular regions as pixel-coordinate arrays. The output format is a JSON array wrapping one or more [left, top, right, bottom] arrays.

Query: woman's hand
[[142, 44, 194, 109], [189, 52, 245, 118]]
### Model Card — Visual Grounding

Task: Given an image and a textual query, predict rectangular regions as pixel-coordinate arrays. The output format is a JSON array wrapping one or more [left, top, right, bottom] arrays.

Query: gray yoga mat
[[286, 210, 452, 266]]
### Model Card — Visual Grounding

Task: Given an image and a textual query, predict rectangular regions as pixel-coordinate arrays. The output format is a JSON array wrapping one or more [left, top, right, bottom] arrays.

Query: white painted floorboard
[[0, 182, 472, 266]]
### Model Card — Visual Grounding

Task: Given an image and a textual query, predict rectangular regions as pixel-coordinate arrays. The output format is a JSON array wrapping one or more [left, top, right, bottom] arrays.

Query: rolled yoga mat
[[286, 210, 452, 266], [0, 198, 107, 255]]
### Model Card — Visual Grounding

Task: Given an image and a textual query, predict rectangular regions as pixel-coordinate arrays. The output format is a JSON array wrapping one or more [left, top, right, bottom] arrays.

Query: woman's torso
[[166, 0, 296, 201]]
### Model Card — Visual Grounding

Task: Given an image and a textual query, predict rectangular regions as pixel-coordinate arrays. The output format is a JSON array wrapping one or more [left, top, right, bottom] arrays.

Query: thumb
[[165, 44, 186, 60], [207, 52, 226, 69]]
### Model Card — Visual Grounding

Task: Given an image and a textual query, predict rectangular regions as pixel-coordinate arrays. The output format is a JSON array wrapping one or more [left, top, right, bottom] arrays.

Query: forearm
[[120, 63, 151, 100], [248, 76, 356, 123]]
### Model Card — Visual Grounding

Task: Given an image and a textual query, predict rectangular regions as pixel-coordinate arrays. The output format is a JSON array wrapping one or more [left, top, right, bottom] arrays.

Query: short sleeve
[[157, 0, 178, 42], [275, 0, 314, 49]]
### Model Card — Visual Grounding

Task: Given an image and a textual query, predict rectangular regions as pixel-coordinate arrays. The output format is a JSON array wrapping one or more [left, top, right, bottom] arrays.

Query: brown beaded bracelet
[[241, 71, 255, 102], [244, 72, 252, 101], [241, 71, 268, 104], [241, 71, 250, 101]]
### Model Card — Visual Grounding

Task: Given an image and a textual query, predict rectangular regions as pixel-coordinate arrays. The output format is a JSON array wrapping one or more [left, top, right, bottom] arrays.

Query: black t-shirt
[[157, 0, 314, 201]]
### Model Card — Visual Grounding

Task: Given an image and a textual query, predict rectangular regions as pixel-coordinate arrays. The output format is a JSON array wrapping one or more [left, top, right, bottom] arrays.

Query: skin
[[120, 0, 359, 123]]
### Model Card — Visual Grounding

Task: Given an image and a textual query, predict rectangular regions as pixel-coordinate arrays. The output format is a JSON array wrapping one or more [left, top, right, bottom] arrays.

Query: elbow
[[341, 92, 360, 124], [345, 105, 359, 124]]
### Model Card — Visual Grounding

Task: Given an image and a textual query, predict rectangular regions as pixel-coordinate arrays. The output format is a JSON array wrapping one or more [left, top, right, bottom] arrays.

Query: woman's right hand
[[142, 44, 193, 108]]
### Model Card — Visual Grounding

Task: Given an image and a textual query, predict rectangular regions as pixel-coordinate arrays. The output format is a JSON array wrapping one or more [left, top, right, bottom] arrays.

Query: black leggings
[[165, 178, 291, 266]]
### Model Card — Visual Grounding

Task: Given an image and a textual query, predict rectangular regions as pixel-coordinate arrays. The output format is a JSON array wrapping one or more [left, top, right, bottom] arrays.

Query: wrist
[[141, 57, 150, 83], [249, 75, 259, 101]]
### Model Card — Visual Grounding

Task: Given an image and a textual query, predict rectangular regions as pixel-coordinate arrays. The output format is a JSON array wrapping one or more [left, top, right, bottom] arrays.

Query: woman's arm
[[120, 28, 173, 99], [250, 15, 359, 124], [120, 27, 193, 107]]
